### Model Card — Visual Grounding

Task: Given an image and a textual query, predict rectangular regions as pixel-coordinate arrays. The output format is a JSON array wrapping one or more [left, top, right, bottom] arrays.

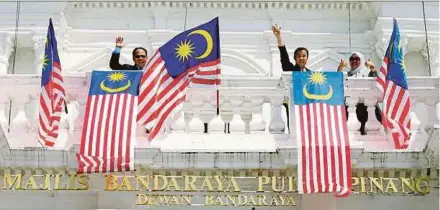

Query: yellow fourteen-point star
[[107, 72, 126, 82], [308, 72, 327, 85], [175, 39, 195, 62]]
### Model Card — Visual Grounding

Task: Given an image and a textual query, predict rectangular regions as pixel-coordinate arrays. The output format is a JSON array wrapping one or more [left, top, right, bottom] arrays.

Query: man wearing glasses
[[109, 36, 148, 70]]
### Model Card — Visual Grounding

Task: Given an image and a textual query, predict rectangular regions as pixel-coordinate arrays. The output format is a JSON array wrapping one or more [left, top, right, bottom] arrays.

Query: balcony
[[0, 73, 438, 153]]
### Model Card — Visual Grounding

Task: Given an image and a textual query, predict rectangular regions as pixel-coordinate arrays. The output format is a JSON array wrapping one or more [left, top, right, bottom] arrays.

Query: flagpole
[[348, 2, 352, 53], [422, 1, 432, 76], [7, 1, 20, 133]]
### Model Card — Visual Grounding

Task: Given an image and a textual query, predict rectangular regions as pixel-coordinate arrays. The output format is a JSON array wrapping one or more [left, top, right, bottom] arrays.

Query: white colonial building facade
[[0, 0, 438, 209]]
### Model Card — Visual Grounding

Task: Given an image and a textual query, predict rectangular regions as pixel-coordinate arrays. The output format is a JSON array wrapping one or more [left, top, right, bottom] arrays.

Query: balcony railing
[[0, 73, 438, 151]]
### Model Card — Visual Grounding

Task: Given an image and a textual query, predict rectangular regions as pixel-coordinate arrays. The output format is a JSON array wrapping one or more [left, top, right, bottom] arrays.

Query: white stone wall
[[0, 0, 437, 76]]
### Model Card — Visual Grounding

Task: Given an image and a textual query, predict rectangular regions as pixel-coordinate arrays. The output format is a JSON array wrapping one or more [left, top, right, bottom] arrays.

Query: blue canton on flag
[[38, 18, 66, 147], [137, 17, 221, 141], [376, 18, 411, 149], [77, 70, 142, 173], [293, 71, 352, 197]]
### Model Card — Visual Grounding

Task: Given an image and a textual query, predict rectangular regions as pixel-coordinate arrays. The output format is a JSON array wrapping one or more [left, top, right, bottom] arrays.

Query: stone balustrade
[[0, 73, 438, 151]]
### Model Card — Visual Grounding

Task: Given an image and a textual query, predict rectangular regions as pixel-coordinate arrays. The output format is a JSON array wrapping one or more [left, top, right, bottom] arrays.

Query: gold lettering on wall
[[0, 172, 432, 206]]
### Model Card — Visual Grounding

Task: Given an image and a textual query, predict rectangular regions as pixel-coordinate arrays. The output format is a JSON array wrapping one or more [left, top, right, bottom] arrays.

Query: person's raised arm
[[272, 24, 294, 72], [109, 36, 125, 70]]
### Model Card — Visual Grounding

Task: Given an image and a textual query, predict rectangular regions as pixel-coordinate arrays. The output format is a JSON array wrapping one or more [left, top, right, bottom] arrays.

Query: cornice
[[68, 1, 369, 11]]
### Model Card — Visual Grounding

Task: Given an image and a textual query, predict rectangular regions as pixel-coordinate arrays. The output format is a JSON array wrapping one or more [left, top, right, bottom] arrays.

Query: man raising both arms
[[109, 36, 148, 70]]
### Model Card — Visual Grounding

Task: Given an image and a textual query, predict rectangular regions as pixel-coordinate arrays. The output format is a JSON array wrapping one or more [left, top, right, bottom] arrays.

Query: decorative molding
[[68, 1, 369, 11], [0, 33, 15, 63], [421, 38, 439, 64], [373, 33, 410, 59]]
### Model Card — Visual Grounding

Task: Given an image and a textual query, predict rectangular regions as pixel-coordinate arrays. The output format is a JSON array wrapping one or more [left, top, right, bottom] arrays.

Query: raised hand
[[272, 24, 281, 37], [365, 59, 376, 72], [337, 59, 347, 71], [115, 36, 125, 48], [272, 24, 284, 46]]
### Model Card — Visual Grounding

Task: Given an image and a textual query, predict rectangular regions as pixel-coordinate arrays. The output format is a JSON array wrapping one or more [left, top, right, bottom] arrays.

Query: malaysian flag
[[137, 17, 220, 140], [376, 18, 411, 149], [38, 18, 66, 147], [76, 70, 142, 173], [293, 71, 352, 197]]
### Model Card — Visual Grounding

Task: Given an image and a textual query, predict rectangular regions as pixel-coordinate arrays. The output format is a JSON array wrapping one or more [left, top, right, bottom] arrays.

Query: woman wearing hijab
[[338, 52, 381, 135]]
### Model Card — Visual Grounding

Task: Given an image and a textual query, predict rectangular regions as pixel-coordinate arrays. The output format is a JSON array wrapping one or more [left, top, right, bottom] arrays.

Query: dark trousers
[[283, 102, 289, 133], [345, 103, 382, 135]]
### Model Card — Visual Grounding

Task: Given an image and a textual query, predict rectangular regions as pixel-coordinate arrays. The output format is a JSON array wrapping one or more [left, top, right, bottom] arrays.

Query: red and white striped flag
[[38, 18, 66, 147], [376, 18, 411, 149], [137, 18, 220, 141], [76, 71, 142, 173], [293, 71, 352, 197]]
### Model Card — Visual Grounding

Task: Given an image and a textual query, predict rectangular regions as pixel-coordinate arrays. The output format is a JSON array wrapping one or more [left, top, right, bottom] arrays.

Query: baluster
[[424, 98, 439, 129], [184, 112, 196, 133], [60, 96, 81, 148], [229, 96, 245, 133], [7, 95, 25, 134], [170, 100, 191, 132], [410, 96, 421, 133], [345, 96, 361, 133], [0, 92, 10, 132], [170, 109, 186, 132], [188, 95, 204, 133], [241, 97, 252, 134], [249, 96, 265, 131], [408, 97, 427, 149], [23, 94, 39, 132], [199, 95, 216, 133], [220, 98, 233, 134], [68, 93, 87, 145], [269, 96, 285, 134], [364, 97, 380, 133]]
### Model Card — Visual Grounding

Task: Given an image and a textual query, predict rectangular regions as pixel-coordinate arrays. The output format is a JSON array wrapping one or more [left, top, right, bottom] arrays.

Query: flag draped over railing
[[137, 17, 221, 141], [76, 70, 142, 173], [293, 71, 352, 197], [38, 18, 66, 147], [376, 18, 411, 149]]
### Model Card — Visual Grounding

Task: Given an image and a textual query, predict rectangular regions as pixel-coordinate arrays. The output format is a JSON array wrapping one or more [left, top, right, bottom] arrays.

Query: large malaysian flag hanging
[[76, 70, 142, 173], [293, 71, 352, 197]]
